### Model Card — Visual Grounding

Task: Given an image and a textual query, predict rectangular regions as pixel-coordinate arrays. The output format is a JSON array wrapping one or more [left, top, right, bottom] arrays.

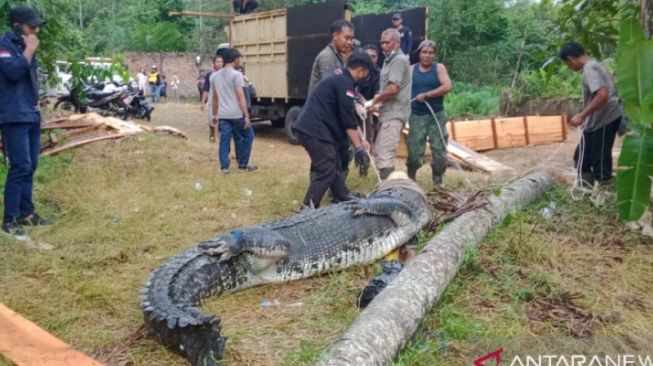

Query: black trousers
[[232, 0, 258, 13], [297, 131, 349, 208], [574, 116, 621, 182]]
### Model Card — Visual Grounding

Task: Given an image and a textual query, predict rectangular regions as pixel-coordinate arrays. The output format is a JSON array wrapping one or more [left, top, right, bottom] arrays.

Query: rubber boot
[[379, 167, 394, 180], [407, 166, 418, 181]]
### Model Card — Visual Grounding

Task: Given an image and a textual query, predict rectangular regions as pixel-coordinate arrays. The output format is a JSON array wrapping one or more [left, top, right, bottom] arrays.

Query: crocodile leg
[[351, 198, 415, 227]]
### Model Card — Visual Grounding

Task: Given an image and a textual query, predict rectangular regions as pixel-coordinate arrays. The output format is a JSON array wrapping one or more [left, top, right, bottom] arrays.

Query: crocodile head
[[375, 171, 426, 197]]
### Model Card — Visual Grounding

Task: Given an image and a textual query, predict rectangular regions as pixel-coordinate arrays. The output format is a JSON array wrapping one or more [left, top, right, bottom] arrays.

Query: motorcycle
[[54, 81, 152, 121]]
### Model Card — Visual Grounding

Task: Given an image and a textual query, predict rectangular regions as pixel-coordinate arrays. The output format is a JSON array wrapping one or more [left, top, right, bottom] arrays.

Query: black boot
[[379, 167, 394, 180]]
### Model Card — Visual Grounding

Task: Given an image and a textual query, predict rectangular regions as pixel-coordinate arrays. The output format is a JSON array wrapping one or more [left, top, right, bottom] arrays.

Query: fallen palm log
[[318, 170, 555, 366]]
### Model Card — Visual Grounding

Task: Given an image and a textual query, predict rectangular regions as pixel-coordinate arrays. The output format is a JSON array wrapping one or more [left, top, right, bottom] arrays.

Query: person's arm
[[346, 128, 365, 150], [571, 86, 609, 127], [234, 77, 251, 128], [372, 83, 399, 105], [415, 63, 453, 102], [0, 39, 35, 82], [210, 84, 219, 127]]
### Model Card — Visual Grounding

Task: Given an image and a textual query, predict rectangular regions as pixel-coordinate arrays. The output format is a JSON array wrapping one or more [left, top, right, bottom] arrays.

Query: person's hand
[[570, 113, 584, 127], [354, 146, 370, 174], [416, 92, 428, 103], [243, 116, 251, 129], [200, 103, 205, 112], [362, 139, 371, 152], [210, 116, 217, 128], [23, 34, 39, 51]]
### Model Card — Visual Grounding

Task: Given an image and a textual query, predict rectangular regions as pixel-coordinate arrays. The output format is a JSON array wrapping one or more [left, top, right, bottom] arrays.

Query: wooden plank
[[448, 119, 495, 151], [0, 303, 104, 366], [490, 118, 499, 149], [561, 113, 568, 141], [447, 140, 513, 174], [523, 116, 530, 145], [494, 117, 527, 148], [41, 133, 136, 157]]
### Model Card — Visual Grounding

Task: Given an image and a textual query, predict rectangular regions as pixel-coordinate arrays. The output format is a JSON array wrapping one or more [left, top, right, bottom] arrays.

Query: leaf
[[617, 127, 653, 221], [616, 20, 653, 127]]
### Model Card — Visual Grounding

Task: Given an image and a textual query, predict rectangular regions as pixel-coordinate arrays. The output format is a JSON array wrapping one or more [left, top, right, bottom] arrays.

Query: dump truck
[[229, 0, 427, 143]]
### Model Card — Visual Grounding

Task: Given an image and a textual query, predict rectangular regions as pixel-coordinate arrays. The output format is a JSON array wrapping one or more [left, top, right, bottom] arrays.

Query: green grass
[[393, 188, 653, 364], [1, 103, 651, 365]]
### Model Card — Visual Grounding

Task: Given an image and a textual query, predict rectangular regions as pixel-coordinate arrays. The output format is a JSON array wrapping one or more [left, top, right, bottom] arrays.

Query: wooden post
[[561, 113, 568, 141], [450, 121, 457, 141], [490, 118, 498, 149], [523, 116, 530, 145]]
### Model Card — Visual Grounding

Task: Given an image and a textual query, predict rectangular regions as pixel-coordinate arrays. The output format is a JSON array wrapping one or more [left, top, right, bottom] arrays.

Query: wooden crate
[[447, 115, 568, 152]]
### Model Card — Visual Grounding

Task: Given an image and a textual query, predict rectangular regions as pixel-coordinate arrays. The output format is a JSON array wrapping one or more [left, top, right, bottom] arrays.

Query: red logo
[[474, 348, 504, 366]]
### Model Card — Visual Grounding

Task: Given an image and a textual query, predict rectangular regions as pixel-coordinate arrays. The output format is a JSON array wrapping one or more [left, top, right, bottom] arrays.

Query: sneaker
[[18, 213, 51, 226], [221, 169, 231, 175], [238, 164, 258, 172], [3, 220, 26, 236]]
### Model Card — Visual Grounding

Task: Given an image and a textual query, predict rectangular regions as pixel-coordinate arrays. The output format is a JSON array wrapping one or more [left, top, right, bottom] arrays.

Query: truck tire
[[284, 106, 302, 145]]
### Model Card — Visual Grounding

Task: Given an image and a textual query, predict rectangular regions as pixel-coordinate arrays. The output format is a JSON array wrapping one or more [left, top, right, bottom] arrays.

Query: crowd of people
[[0, 5, 624, 237]]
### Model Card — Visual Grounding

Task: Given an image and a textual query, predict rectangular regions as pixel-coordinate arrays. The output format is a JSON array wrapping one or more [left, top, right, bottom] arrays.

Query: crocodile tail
[[140, 246, 235, 365], [143, 310, 226, 366]]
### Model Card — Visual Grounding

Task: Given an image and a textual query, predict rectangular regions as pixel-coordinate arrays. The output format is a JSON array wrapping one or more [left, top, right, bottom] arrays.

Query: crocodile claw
[[351, 201, 370, 217], [199, 236, 242, 262]]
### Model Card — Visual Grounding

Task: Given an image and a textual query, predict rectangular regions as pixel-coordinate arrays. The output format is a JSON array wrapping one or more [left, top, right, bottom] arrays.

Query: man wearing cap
[[0, 6, 50, 237], [392, 13, 412, 55], [293, 52, 372, 208], [210, 48, 257, 174], [370, 28, 411, 180], [407, 40, 452, 188], [308, 19, 355, 94]]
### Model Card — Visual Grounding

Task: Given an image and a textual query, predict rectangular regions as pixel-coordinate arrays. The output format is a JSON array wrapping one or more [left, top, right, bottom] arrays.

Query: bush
[[444, 82, 501, 119]]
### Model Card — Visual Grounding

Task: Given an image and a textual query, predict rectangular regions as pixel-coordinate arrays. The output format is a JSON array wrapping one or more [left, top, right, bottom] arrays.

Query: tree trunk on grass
[[318, 171, 555, 366]]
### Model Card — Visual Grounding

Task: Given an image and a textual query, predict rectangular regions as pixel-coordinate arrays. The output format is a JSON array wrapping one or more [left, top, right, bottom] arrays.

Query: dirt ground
[[151, 102, 583, 187], [0, 102, 628, 366]]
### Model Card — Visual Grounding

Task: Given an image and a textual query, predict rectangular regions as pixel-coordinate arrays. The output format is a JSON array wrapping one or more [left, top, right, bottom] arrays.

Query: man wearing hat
[[392, 13, 412, 55], [0, 6, 49, 237], [407, 40, 452, 188], [210, 48, 257, 174]]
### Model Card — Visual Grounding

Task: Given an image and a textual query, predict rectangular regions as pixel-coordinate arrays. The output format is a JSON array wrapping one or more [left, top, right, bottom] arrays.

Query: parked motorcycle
[[54, 81, 153, 121]]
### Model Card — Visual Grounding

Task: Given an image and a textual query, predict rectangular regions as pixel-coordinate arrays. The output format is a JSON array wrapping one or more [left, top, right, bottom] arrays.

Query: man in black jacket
[[293, 52, 373, 208]]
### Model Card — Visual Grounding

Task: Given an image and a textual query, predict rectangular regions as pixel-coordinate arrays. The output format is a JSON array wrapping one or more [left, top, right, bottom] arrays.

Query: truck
[[229, 0, 427, 143]]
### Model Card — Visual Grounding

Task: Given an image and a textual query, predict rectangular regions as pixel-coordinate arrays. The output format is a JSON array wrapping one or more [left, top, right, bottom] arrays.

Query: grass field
[[0, 102, 651, 366]]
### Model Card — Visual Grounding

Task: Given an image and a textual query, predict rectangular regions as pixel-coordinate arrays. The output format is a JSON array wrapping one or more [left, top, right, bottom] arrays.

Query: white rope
[[420, 98, 479, 191]]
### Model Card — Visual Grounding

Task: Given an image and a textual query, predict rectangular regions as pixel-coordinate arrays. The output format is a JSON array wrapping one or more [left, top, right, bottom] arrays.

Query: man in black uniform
[[293, 52, 373, 208], [0, 6, 49, 237]]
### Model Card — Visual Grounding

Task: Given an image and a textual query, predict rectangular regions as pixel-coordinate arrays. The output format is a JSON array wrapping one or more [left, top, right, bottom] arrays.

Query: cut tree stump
[[318, 171, 555, 366], [0, 303, 103, 366]]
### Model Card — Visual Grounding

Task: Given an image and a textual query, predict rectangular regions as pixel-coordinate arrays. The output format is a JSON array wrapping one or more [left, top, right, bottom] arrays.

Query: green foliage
[[555, 0, 640, 58], [615, 18, 653, 221], [444, 82, 500, 119], [128, 21, 187, 53], [504, 65, 582, 106]]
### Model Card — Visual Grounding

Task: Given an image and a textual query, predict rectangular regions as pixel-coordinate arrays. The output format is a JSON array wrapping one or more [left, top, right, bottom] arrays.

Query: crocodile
[[140, 172, 432, 365]]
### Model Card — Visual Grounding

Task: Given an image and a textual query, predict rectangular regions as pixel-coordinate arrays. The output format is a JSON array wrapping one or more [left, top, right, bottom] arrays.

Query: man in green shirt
[[308, 19, 354, 94]]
